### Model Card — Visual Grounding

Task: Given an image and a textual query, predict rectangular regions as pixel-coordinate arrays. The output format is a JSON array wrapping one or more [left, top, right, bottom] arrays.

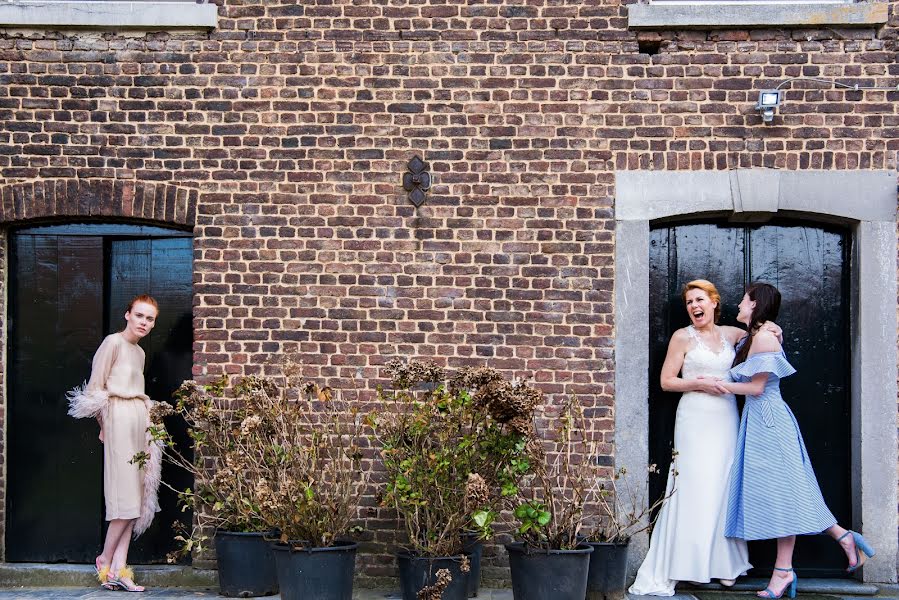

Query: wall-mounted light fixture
[[403, 155, 431, 207], [755, 89, 783, 124], [755, 77, 898, 125]]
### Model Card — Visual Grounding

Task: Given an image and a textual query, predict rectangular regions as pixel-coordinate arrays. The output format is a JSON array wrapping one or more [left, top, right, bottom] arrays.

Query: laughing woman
[[630, 279, 766, 596], [67, 295, 165, 593]]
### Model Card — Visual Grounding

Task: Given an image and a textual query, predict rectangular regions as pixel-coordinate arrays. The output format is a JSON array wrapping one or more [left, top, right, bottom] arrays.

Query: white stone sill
[[0, 0, 217, 29], [628, 2, 889, 28]]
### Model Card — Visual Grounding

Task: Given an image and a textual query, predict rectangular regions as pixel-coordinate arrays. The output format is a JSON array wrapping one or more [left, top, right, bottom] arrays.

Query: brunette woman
[[716, 283, 875, 599]]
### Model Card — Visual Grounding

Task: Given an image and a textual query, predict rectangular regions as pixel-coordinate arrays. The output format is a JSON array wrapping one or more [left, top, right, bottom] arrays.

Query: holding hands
[[695, 375, 730, 395]]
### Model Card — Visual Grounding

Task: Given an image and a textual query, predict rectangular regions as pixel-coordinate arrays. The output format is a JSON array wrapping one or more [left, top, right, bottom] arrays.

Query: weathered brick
[[0, 0, 893, 582]]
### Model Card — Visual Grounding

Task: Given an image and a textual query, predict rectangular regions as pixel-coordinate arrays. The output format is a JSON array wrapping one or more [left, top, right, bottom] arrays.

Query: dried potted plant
[[246, 369, 368, 600], [157, 369, 368, 600], [152, 378, 278, 598], [370, 360, 539, 600], [506, 395, 597, 600], [582, 463, 674, 600]]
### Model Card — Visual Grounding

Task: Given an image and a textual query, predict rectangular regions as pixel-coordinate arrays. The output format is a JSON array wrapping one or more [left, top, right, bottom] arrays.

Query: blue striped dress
[[724, 351, 837, 541]]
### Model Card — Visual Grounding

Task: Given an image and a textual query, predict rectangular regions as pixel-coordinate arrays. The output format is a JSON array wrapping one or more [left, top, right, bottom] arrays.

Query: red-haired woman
[[68, 295, 164, 593], [630, 280, 780, 596]]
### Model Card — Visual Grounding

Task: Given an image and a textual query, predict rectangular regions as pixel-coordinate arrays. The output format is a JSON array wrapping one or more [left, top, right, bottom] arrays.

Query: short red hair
[[126, 294, 159, 313]]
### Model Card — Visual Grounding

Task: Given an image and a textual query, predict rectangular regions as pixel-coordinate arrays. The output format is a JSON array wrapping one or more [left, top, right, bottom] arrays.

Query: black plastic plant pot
[[397, 551, 471, 600], [505, 542, 593, 600], [584, 541, 630, 600], [271, 540, 358, 600], [461, 532, 483, 598], [214, 530, 279, 598]]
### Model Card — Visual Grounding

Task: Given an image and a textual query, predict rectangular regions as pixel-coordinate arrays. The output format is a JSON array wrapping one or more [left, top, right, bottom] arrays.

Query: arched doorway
[[6, 222, 194, 563], [648, 219, 851, 576]]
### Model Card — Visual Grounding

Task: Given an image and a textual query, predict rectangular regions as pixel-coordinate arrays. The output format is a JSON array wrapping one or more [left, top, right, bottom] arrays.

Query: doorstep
[[627, 579, 886, 600], [0, 563, 216, 588], [683, 579, 880, 595]]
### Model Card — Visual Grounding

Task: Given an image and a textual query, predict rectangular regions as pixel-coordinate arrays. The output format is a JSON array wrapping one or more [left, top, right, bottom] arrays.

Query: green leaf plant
[[509, 395, 599, 551], [370, 360, 541, 558], [510, 395, 678, 550]]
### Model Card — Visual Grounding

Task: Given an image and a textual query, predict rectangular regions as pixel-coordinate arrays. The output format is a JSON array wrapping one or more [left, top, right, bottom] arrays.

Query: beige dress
[[68, 333, 162, 536], [87, 333, 150, 520]]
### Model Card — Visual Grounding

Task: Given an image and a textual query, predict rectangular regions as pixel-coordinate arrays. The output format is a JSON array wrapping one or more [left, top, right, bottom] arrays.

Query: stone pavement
[[0, 579, 893, 599], [0, 588, 514, 599], [0, 588, 512, 599]]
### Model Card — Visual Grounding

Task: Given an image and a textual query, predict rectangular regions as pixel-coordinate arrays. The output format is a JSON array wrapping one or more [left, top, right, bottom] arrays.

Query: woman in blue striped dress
[[712, 283, 875, 599]]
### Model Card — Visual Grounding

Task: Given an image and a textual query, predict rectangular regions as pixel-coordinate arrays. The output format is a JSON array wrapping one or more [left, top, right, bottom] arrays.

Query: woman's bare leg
[[758, 536, 796, 598], [108, 519, 144, 591], [97, 519, 130, 571], [824, 524, 858, 568], [110, 519, 134, 572]]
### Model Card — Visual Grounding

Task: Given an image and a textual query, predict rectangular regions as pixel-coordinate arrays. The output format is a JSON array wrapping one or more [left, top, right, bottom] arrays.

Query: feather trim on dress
[[133, 399, 165, 538], [66, 382, 109, 419]]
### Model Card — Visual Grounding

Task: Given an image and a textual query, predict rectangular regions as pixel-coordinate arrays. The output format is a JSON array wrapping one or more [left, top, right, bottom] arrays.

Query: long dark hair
[[733, 282, 781, 367]]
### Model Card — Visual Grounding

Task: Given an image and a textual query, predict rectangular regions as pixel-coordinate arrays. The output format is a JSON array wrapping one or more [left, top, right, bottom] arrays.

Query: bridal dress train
[[629, 326, 751, 596]]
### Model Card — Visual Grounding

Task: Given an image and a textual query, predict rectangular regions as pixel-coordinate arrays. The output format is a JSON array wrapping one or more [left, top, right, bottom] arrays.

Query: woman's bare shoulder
[[669, 327, 692, 345], [750, 329, 782, 352]]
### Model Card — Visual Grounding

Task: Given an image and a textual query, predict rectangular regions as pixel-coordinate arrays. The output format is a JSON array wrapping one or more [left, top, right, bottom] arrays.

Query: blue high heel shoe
[[758, 567, 797, 599], [838, 530, 876, 573]]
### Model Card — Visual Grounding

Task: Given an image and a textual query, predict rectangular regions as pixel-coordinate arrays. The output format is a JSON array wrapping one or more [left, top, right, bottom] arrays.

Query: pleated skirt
[[725, 394, 836, 540]]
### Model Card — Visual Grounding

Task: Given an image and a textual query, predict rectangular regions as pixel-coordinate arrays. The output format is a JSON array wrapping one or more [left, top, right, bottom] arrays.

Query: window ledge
[[0, 0, 217, 29], [628, 2, 888, 29]]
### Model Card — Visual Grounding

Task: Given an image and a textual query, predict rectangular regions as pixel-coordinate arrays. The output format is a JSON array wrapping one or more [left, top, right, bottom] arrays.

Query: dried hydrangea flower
[[417, 568, 452, 600], [465, 473, 490, 508]]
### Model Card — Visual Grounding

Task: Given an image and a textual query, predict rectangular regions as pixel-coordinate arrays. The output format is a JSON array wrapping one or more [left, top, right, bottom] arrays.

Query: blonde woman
[[630, 280, 780, 596], [68, 295, 164, 593]]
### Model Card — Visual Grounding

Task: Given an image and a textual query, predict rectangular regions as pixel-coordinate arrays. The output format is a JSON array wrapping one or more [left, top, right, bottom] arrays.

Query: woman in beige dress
[[67, 295, 163, 593]]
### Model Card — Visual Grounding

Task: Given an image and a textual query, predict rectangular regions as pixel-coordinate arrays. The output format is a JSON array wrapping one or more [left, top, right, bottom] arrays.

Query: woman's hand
[[695, 375, 730, 395], [98, 426, 105, 443], [759, 321, 783, 344]]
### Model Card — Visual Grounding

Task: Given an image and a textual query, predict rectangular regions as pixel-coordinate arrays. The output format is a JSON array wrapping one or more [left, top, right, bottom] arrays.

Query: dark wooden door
[[648, 220, 850, 578], [7, 224, 193, 564]]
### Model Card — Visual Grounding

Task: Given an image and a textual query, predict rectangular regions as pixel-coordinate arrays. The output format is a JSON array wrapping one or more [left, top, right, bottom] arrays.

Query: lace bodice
[[681, 325, 735, 381]]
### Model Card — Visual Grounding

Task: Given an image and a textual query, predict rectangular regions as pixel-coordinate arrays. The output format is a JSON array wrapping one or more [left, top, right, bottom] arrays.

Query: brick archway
[[0, 179, 197, 561], [0, 180, 198, 227]]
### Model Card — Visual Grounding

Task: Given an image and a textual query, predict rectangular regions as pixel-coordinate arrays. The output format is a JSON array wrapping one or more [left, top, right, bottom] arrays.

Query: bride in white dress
[[630, 279, 769, 596]]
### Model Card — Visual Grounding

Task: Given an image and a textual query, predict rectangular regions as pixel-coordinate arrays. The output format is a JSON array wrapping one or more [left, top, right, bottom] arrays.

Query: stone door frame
[[614, 169, 898, 583]]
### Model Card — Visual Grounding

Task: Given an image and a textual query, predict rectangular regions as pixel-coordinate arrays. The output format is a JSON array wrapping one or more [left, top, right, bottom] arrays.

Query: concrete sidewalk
[[0, 586, 894, 600], [0, 577, 893, 599]]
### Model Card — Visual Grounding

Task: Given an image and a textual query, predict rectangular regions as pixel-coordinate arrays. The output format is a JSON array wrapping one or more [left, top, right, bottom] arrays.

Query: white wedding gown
[[629, 326, 751, 596]]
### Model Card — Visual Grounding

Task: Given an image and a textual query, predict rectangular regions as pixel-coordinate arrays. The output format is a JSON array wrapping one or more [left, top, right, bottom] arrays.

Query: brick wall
[[0, 0, 895, 580]]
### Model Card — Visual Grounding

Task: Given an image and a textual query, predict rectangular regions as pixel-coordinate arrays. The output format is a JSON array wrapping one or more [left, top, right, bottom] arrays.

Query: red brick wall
[[0, 0, 895, 580]]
